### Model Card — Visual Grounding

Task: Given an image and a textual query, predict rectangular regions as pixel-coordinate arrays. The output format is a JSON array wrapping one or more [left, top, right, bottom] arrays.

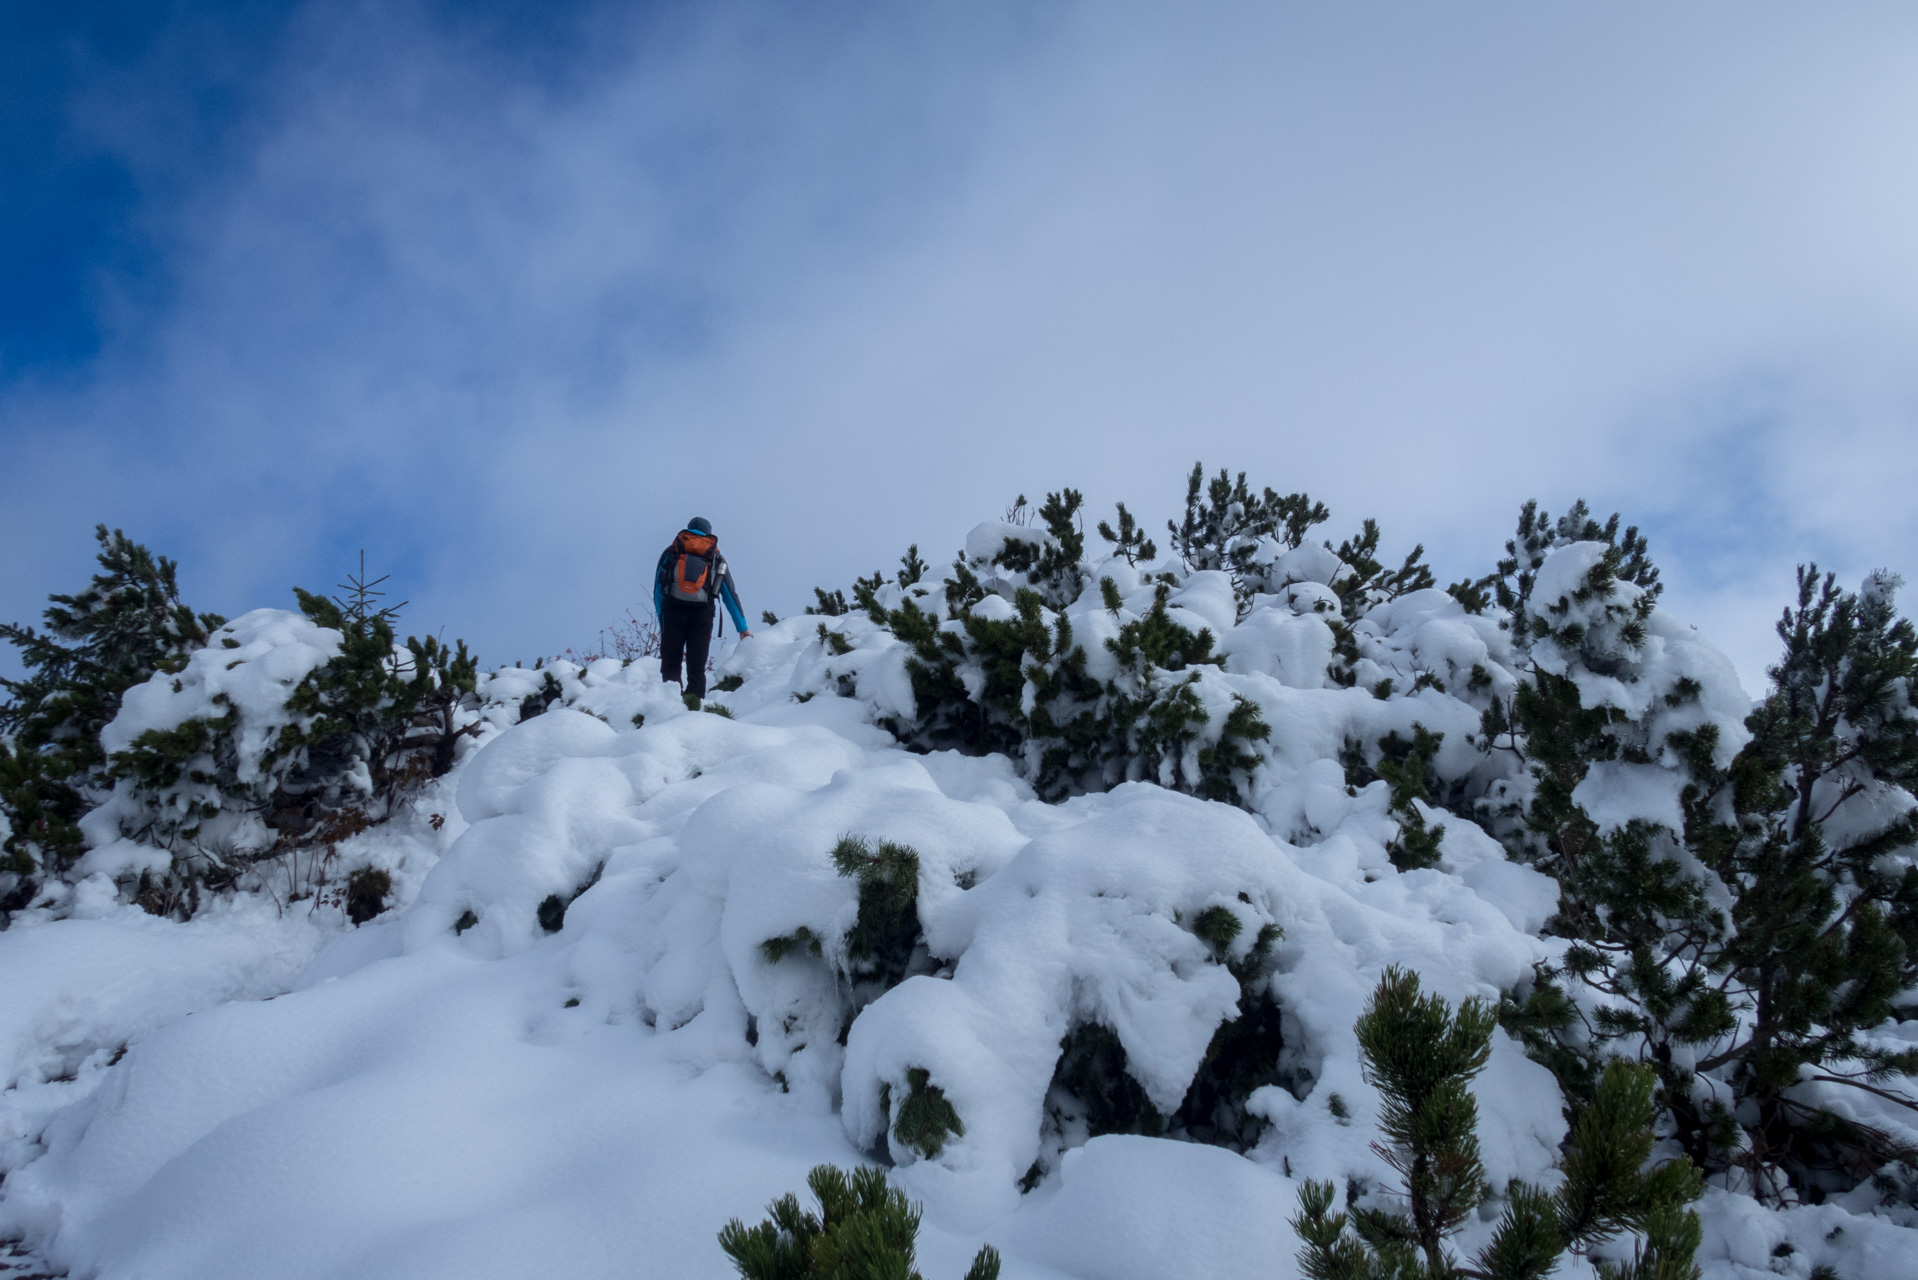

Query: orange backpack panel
[[670, 533, 718, 602]]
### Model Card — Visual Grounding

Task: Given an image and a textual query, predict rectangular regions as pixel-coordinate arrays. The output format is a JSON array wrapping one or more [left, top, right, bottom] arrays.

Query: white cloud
[[4, 0, 1916, 691]]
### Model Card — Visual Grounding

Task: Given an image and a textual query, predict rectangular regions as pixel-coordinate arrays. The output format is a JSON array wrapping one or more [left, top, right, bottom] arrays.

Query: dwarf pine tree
[[719, 1164, 1000, 1280], [1326, 519, 1438, 622], [1670, 568, 1918, 1200], [1033, 903, 1285, 1181], [1167, 463, 1329, 607], [278, 586, 480, 829], [858, 497, 1270, 806], [1472, 501, 1728, 1108], [808, 469, 1451, 810], [1480, 503, 1918, 1201], [0, 527, 220, 903], [1342, 726, 1450, 872], [760, 836, 940, 1044], [1293, 967, 1702, 1280]]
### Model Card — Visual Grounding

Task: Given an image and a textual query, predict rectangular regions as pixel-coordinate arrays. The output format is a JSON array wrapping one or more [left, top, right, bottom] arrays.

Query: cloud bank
[[4, 0, 1917, 690]]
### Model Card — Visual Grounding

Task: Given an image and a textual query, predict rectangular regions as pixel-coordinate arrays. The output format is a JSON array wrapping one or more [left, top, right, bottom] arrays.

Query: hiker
[[654, 516, 751, 701]]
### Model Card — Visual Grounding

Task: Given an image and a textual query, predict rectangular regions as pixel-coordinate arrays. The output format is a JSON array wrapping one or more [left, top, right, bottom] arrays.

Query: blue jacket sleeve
[[653, 548, 669, 623], [719, 575, 749, 635]]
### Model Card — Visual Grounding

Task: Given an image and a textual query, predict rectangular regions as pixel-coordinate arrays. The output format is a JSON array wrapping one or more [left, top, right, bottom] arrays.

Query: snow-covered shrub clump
[[2, 542, 513, 919], [773, 479, 1918, 1210], [60, 598, 500, 915]]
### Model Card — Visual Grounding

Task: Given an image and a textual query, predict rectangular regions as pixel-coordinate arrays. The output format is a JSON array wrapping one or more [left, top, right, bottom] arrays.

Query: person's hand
[[740, 631, 754, 640]]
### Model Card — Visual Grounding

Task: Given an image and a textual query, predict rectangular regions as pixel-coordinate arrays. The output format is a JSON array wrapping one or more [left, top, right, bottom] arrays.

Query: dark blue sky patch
[[0, 2, 299, 374]]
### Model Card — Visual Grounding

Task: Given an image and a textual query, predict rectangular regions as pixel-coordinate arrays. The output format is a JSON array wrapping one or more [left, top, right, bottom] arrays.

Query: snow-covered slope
[[1, 561, 1913, 1278]]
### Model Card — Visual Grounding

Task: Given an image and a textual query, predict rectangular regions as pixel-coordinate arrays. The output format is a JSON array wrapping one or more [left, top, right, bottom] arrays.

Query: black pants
[[660, 598, 716, 698]]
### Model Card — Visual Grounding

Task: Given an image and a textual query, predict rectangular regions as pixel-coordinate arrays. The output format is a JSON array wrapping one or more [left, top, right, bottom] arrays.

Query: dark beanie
[[687, 516, 713, 536]]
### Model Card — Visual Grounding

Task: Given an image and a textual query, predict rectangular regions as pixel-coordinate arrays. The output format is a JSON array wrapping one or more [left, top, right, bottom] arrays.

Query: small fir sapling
[[719, 1164, 1001, 1280], [277, 579, 481, 817], [1293, 967, 1702, 1280]]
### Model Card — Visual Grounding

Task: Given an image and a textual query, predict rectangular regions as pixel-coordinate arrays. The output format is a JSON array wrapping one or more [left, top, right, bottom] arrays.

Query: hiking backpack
[[668, 532, 720, 604]]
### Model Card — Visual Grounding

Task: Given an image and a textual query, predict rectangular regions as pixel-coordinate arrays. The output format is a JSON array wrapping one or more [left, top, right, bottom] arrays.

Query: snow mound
[[1, 655, 1574, 1276]]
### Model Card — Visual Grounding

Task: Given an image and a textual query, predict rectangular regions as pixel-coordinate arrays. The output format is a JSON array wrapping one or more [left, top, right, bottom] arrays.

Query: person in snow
[[654, 516, 751, 700]]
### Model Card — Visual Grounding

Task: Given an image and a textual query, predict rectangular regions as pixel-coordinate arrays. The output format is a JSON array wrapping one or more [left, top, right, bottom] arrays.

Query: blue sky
[[4, 1, 1917, 690]]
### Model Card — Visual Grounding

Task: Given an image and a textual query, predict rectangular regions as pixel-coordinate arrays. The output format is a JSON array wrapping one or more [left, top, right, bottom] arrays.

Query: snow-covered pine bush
[[78, 571, 487, 912], [1294, 967, 1703, 1280], [758, 835, 943, 1056], [1165, 463, 1330, 607], [810, 484, 1280, 806], [719, 1163, 1001, 1280], [1031, 898, 1285, 1180], [798, 465, 1501, 853], [0, 526, 221, 912], [1641, 568, 1918, 1205], [1693, 569, 1918, 1200]]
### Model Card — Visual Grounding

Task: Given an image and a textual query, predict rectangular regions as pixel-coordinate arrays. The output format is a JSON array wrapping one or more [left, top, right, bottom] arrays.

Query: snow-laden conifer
[[0, 526, 220, 910], [1483, 506, 1918, 1203]]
